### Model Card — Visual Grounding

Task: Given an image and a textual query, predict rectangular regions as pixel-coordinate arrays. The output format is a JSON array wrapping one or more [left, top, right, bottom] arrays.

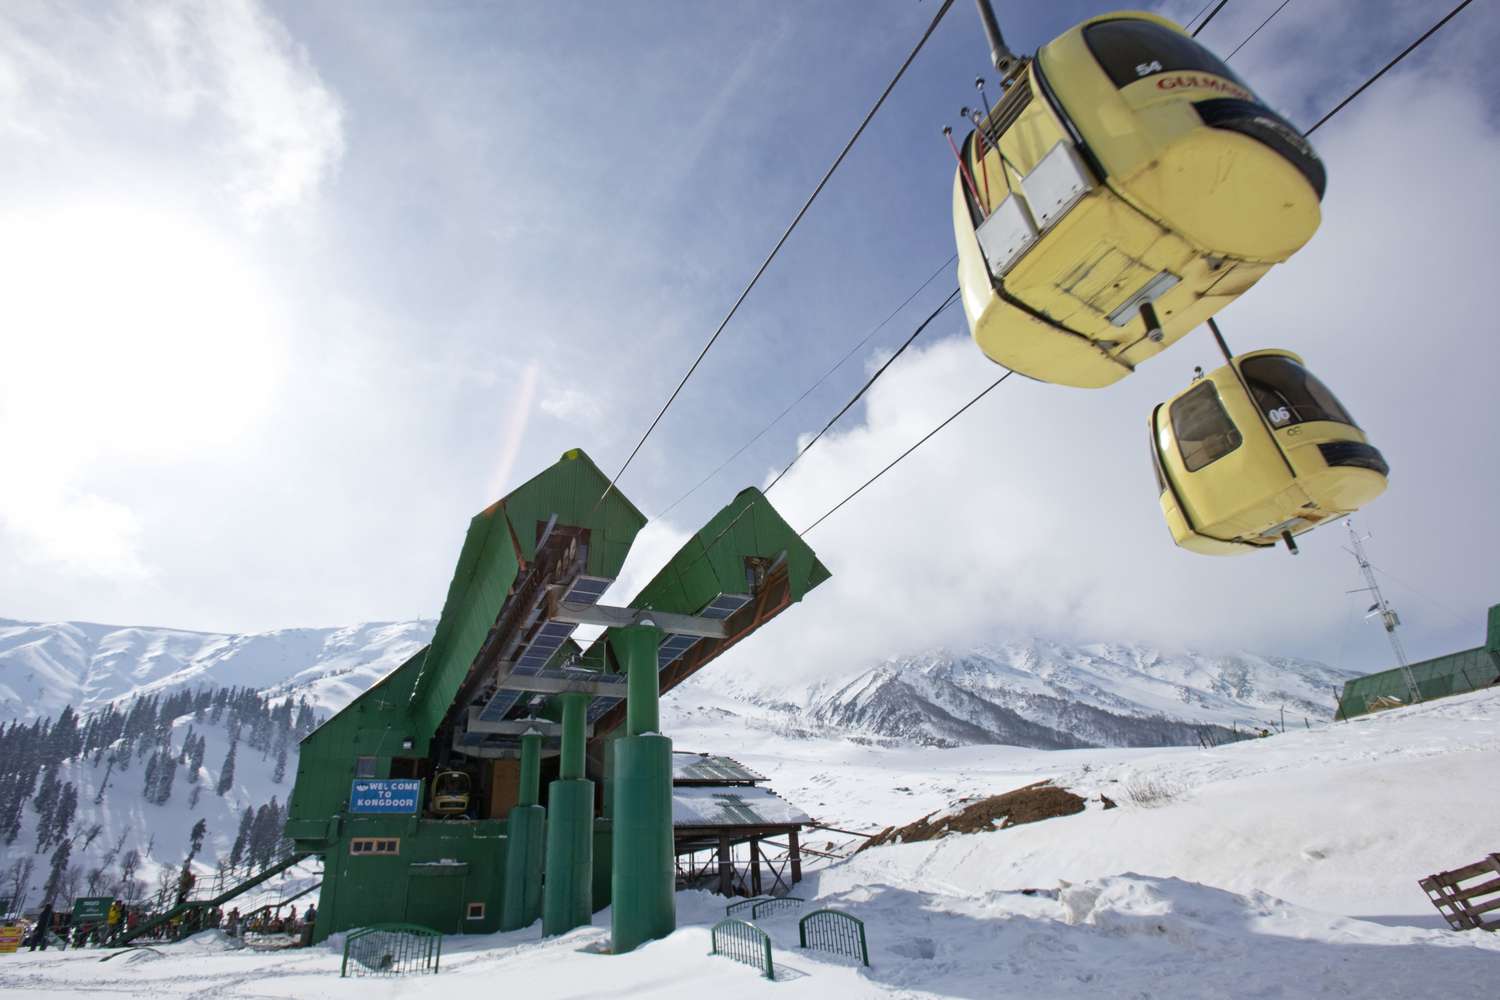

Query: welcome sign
[[349, 779, 422, 814]]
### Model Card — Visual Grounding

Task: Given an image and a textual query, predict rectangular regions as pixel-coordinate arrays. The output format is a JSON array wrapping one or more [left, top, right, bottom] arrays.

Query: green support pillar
[[543, 694, 593, 936], [501, 730, 545, 931], [610, 623, 675, 954]]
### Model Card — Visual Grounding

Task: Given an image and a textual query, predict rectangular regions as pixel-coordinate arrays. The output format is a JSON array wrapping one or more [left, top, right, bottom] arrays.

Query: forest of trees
[[0, 686, 321, 911]]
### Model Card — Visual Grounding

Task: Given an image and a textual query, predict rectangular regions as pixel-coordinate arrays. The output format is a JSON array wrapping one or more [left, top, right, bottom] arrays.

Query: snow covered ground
[[3, 686, 1497, 998]]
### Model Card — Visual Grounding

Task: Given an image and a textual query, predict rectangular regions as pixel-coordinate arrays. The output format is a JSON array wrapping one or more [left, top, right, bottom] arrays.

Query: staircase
[[114, 843, 311, 946]]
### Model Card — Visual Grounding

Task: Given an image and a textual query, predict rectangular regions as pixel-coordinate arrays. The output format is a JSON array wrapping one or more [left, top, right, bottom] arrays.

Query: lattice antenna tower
[[1344, 518, 1421, 703]]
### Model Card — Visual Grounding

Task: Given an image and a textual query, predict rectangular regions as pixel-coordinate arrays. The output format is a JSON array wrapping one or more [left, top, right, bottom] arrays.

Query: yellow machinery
[[1149, 347, 1389, 555], [953, 11, 1326, 387], [430, 770, 472, 817]]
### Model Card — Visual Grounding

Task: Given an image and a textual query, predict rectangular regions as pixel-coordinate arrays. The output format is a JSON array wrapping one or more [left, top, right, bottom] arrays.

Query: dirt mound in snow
[[859, 781, 1109, 851]]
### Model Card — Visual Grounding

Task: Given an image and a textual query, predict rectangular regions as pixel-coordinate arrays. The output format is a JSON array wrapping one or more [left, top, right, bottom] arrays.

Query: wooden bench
[[1420, 854, 1500, 931]]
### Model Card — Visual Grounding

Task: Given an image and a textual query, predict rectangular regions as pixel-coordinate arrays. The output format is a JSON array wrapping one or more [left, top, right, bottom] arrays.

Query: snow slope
[[2, 688, 1497, 998]]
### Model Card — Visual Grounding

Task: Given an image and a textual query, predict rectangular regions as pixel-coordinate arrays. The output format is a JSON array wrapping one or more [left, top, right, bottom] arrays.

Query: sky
[[2, 0, 1498, 688]]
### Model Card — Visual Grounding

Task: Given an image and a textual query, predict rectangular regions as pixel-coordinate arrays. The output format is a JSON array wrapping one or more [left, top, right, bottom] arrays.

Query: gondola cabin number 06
[[349, 779, 422, 815]]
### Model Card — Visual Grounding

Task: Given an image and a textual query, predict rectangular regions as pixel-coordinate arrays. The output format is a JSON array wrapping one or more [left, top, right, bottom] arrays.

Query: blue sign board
[[349, 779, 422, 814]]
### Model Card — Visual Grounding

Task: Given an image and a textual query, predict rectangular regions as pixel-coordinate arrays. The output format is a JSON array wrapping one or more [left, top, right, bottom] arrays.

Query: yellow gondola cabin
[[430, 770, 472, 817], [954, 12, 1326, 387], [1150, 350, 1389, 555]]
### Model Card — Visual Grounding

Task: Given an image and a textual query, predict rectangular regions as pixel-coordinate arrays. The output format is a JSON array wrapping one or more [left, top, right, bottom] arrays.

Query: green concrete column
[[501, 731, 544, 931], [543, 694, 593, 936], [609, 623, 675, 954], [519, 730, 541, 806], [560, 691, 587, 779], [617, 625, 661, 736]]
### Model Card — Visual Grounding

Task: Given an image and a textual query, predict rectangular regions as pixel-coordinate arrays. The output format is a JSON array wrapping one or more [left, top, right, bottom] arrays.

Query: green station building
[[284, 449, 829, 950], [1336, 602, 1500, 719]]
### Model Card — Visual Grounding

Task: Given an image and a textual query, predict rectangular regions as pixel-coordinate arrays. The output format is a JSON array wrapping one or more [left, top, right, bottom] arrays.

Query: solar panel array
[[466, 590, 755, 735], [473, 575, 615, 725]]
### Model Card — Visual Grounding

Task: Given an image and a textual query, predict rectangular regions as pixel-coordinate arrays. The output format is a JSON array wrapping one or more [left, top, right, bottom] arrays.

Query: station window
[[1084, 18, 1249, 91], [466, 902, 486, 920], [349, 838, 400, 856], [1239, 355, 1357, 429], [1170, 381, 1242, 472], [354, 756, 378, 778]]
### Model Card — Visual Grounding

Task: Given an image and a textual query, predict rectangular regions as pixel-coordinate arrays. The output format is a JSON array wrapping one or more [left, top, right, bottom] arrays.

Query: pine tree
[[272, 738, 288, 784], [33, 767, 60, 851], [230, 808, 253, 867], [215, 734, 238, 796], [52, 782, 77, 845], [42, 839, 71, 907], [150, 753, 178, 805], [187, 818, 207, 863]]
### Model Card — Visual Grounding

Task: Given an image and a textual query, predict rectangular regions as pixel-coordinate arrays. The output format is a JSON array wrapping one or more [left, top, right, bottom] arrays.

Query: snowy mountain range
[[679, 639, 1356, 748], [0, 617, 1356, 747], [0, 614, 1356, 904]]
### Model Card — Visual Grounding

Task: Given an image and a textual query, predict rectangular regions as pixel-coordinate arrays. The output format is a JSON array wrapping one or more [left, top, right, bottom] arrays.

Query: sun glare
[[0, 204, 282, 461]]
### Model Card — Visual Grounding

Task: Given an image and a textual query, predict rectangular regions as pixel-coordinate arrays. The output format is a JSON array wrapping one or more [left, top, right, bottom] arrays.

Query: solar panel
[[700, 592, 752, 620], [656, 633, 699, 668], [563, 576, 612, 604]]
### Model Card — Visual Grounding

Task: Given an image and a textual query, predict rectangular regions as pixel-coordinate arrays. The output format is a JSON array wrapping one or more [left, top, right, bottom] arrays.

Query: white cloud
[[538, 384, 605, 426], [0, 0, 344, 217]]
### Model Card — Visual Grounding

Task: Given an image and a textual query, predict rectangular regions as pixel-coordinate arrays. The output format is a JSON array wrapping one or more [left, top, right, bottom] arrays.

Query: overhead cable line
[[800, 371, 1014, 535], [1192, 0, 1232, 37], [1184, 0, 1223, 35], [766, 287, 961, 492], [593, 0, 959, 511], [1225, 0, 1294, 61], [1304, 0, 1476, 136], [656, 253, 957, 520]]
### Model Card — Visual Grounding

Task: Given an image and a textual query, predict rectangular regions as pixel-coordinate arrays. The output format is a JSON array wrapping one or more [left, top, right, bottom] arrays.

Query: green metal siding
[[630, 488, 829, 616], [1338, 645, 1500, 719], [406, 448, 646, 737], [314, 817, 508, 940], [406, 509, 521, 742], [287, 648, 430, 837], [1488, 603, 1500, 656]]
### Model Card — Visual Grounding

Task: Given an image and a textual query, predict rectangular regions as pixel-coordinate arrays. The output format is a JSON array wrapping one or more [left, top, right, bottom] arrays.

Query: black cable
[[766, 287, 961, 492], [1192, 0, 1232, 37], [593, 0, 960, 510], [1184, 0, 1221, 34], [801, 371, 1013, 535], [1225, 0, 1294, 60], [656, 254, 957, 520], [1305, 0, 1476, 136]]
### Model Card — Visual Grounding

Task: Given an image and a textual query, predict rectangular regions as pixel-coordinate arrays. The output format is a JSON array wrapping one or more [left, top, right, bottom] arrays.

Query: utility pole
[[1345, 518, 1421, 703]]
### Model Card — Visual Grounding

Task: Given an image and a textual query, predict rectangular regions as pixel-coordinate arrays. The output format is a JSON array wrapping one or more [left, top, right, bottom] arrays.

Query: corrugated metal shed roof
[[672, 786, 811, 829], [672, 753, 766, 785]]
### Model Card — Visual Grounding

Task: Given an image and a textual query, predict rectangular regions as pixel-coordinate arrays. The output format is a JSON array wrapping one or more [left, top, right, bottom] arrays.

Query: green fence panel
[[724, 896, 766, 917], [340, 923, 442, 977], [709, 918, 774, 980], [750, 896, 805, 920], [799, 909, 868, 967]]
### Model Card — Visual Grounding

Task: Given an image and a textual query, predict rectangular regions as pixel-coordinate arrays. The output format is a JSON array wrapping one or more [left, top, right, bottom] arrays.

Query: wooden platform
[[1420, 854, 1500, 931]]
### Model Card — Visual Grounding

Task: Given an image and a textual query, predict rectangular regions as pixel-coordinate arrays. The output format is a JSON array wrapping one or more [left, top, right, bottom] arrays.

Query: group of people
[[20, 898, 317, 950]]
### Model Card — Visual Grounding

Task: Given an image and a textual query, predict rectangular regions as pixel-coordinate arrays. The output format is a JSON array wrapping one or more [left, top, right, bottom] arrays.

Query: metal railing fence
[[709, 918, 774, 979], [799, 908, 869, 966], [340, 923, 442, 977], [750, 896, 805, 919]]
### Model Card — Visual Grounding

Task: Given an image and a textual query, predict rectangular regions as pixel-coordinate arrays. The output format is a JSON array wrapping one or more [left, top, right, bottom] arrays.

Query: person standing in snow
[[225, 907, 239, 937], [27, 902, 54, 951], [106, 901, 122, 943]]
